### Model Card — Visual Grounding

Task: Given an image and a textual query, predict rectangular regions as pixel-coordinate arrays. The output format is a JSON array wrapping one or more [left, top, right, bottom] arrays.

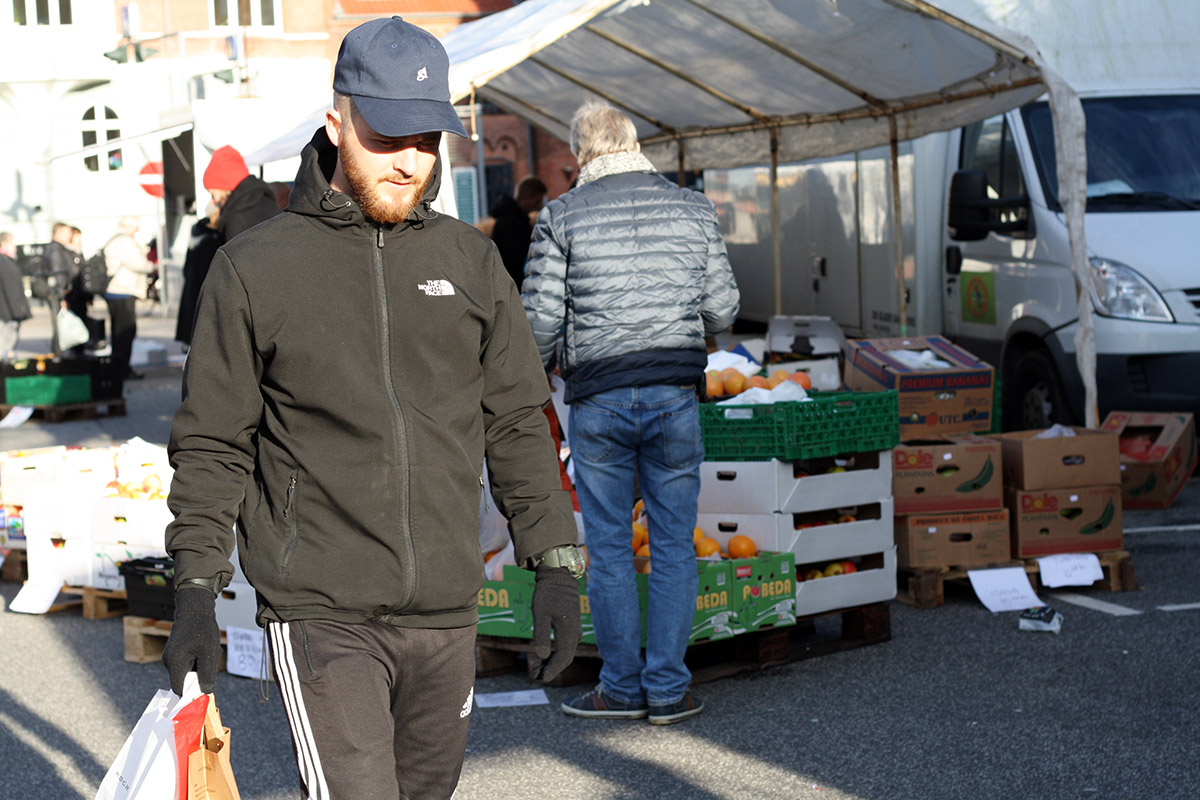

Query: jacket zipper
[[480, 473, 488, 514], [281, 472, 299, 570], [374, 224, 417, 610]]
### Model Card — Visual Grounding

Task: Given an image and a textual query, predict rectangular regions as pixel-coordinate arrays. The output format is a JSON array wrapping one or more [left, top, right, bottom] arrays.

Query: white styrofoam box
[[114, 440, 174, 495], [0, 446, 65, 507], [697, 498, 894, 563], [56, 447, 118, 500], [699, 452, 892, 514], [216, 581, 259, 632], [795, 546, 897, 617], [767, 315, 847, 358], [26, 524, 92, 587], [21, 485, 91, 547], [90, 543, 170, 590], [90, 497, 171, 549]]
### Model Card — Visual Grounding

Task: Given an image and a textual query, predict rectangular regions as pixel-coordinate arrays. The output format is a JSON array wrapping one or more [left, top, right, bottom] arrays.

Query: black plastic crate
[[118, 557, 176, 620]]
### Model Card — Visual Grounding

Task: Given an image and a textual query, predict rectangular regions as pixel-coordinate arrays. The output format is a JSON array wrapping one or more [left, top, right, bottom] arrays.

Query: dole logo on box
[[1021, 493, 1059, 513], [895, 450, 934, 470]]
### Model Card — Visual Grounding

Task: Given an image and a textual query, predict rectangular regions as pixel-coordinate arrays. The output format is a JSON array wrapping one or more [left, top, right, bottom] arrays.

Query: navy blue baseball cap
[[333, 16, 468, 139]]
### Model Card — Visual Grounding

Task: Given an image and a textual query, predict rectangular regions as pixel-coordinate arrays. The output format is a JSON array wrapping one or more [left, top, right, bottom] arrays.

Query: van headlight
[[1088, 257, 1174, 322]]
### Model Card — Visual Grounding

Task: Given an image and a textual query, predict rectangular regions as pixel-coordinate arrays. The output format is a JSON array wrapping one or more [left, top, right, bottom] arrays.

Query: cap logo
[[416, 67, 428, 82]]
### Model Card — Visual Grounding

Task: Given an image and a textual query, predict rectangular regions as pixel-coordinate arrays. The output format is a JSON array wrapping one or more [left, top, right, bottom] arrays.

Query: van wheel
[[1007, 349, 1072, 431]]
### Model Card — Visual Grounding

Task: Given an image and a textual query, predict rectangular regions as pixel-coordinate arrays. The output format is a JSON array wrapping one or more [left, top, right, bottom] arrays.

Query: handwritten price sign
[[226, 626, 270, 680], [1037, 554, 1103, 588], [967, 567, 1044, 612]]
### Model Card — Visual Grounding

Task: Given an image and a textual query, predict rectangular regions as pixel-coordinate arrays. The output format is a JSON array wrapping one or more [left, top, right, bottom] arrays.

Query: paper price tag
[[225, 626, 270, 680], [968, 566, 1044, 613], [1037, 553, 1103, 588]]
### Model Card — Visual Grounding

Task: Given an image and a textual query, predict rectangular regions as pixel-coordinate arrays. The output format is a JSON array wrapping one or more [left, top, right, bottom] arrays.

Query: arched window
[[82, 105, 123, 172]]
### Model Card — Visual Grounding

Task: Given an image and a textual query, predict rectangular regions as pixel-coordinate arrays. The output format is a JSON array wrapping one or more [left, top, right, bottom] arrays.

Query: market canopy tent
[[438, 0, 1094, 426], [246, 0, 1094, 425], [441, 0, 1051, 170]]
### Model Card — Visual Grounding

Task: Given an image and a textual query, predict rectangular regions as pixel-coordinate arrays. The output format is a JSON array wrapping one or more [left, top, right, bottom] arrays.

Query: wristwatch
[[534, 545, 587, 579]]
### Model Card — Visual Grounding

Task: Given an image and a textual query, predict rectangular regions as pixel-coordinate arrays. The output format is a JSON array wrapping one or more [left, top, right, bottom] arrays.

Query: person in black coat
[[174, 204, 221, 347], [0, 232, 32, 360], [489, 176, 547, 287], [202, 145, 282, 245]]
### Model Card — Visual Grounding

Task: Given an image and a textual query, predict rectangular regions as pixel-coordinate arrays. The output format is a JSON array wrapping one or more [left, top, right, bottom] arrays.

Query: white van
[[705, 4, 1200, 431]]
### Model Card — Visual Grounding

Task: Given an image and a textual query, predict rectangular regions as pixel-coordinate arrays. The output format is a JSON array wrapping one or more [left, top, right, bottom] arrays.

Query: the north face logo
[[416, 67, 428, 82], [460, 686, 474, 718], [418, 280, 455, 296]]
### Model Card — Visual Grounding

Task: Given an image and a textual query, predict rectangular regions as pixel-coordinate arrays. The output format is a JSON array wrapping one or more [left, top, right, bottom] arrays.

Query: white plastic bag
[[95, 672, 207, 800], [56, 307, 90, 350]]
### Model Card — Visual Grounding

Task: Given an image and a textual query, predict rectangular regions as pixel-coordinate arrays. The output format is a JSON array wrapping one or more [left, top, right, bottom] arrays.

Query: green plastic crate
[[4, 375, 91, 406], [700, 390, 899, 461]]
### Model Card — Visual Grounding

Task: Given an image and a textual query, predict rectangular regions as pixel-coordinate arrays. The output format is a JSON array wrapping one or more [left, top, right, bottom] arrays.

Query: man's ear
[[325, 108, 343, 147]]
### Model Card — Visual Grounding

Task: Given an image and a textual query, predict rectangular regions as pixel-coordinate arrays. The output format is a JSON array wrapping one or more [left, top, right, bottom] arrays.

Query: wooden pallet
[[1, 548, 29, 582], [60, 585, 129, 619], [476, 602, 892, 687], [1023, 549, 1138, 593], [898, 550, 1138, 609], [0, 397, 126, 422], [124, 616, 227, 666]]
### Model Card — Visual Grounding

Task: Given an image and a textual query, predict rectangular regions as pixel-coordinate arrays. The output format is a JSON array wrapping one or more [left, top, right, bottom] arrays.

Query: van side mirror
[[947, 169, 1033, 241]]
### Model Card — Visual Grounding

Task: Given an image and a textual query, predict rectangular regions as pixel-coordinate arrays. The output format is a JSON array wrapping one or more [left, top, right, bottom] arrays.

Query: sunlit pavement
[[1, 292, 1198, 799]]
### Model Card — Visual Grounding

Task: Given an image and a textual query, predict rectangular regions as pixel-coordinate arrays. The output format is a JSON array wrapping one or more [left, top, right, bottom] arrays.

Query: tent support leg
[[888, 117, 907, 336], [771, 129, 781, 317]]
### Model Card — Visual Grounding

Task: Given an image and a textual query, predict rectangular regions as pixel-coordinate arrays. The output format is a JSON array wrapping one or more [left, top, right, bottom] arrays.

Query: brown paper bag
[[186, 696, 242, 800]]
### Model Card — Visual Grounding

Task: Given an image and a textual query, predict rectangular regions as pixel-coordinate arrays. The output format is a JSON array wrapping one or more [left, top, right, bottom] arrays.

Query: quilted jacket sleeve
[[521, 205, 568, 371]]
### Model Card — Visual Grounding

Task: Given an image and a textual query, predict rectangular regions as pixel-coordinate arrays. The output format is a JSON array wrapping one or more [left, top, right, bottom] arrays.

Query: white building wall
[[1, 1, 331, 265]]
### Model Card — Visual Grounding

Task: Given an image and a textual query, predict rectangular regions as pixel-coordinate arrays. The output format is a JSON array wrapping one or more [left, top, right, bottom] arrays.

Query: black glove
[[162, 585, 222, 695], [529, 565, 581, 683]]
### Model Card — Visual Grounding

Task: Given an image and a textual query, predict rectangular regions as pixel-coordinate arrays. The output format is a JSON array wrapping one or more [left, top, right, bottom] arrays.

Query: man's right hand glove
[[162, 585, 222, 695], [529, 564, 581, 683]]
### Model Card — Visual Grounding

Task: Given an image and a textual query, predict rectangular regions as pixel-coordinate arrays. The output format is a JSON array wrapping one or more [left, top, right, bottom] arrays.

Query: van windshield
[[1023, 95, 1200, 212]]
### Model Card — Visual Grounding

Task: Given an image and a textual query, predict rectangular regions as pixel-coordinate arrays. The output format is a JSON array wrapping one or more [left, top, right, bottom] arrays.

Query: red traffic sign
[[139, 161, 164, 197]]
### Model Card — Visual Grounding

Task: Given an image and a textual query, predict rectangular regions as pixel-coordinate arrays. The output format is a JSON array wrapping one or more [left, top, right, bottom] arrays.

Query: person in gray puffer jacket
[[523, 101, 739, 726]]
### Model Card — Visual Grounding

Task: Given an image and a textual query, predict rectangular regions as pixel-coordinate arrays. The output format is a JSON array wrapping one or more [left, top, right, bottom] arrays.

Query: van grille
[[1126, 358, 1151, 393], [1184, 287, 1200, 318]]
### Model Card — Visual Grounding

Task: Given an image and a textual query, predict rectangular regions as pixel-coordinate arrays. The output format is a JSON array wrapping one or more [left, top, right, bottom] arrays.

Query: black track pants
[[268, 619, 477, 799]]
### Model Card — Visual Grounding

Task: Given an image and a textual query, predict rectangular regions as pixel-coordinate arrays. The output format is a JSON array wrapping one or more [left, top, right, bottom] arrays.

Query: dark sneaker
[[648, 693, 704, 725], [561, 688, 649, 719]]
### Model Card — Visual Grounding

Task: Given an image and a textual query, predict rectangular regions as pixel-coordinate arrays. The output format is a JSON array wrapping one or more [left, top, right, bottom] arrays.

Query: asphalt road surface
[[1, 301, 1198, 799]]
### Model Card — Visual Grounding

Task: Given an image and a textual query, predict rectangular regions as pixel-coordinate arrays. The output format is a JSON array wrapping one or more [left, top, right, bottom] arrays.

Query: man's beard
[[339, 140, 431, 224]]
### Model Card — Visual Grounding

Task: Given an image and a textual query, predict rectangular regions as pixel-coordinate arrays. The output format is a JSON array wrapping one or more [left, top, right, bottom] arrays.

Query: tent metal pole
[[888, 116, 907, 336], [771, 129, 782, 317]]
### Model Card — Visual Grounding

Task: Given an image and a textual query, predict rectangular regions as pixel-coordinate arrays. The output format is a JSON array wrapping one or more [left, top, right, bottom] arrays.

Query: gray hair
[[569, 102, 638, 166]]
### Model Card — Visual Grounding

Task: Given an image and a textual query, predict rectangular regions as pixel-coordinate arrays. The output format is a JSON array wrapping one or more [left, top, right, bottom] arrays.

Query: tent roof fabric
[[440, 0, 1050, 171], [337, 0, 513, 16]]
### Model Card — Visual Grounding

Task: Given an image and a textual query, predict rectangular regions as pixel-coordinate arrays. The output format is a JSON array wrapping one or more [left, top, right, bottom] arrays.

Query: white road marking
[[1157, 602, 1200, 612], [1050, 592, 1142, 616], [1122, 523, 1200, 534]]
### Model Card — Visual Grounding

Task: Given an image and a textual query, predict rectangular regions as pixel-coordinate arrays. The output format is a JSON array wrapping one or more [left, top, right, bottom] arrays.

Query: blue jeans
[[569, 384, 703, 706]]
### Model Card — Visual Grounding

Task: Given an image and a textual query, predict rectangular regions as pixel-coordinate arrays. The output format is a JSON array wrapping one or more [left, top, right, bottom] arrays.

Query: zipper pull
[[284, 474, 297, 518], [480, 473, 489, 514], [376, 225, 384, 248]]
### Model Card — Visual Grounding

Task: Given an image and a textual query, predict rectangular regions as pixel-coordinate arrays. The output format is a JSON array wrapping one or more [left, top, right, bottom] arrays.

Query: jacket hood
[[287, 127, 443, 230]]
